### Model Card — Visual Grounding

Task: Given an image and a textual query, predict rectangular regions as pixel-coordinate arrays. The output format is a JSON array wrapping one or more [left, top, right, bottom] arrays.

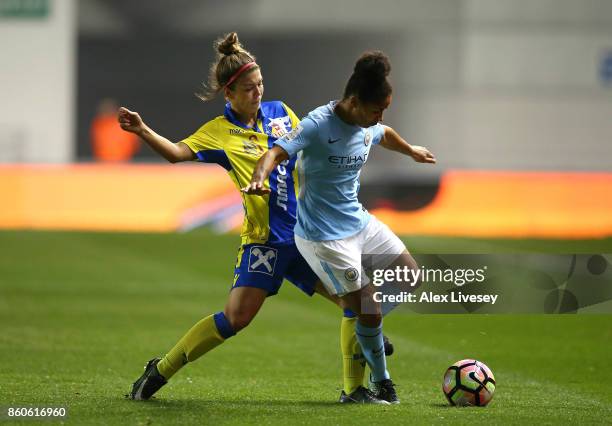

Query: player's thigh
[[226, 243, 291, 330], [387, 250, 419, 271], [314, 281, 343, 308], [232, 243, 286, 296], [282, 243, 343, 307], [282, 242, 320, 297]]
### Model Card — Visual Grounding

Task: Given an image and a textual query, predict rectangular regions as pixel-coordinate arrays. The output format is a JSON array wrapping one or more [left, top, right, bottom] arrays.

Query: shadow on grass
[[429, 403, 492, 409], [429, 403, 454, 408], [123, 397, 341, 409]]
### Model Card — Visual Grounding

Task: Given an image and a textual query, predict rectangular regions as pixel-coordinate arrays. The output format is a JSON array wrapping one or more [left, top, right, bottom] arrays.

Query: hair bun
[[354, 51, 391, 80], [217, 32, 242, 55]]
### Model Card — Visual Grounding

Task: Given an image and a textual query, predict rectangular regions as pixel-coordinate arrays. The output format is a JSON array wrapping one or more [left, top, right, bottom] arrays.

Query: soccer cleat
[[383, 334, 394, 356], [370, 378, 400, 404], [339, 386, 390, 405], [128, 357, 167, 400]]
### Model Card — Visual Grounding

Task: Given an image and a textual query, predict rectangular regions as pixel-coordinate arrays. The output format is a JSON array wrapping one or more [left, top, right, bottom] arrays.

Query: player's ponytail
[[343, 51, 392, 104], [197, 32, 259, 101]]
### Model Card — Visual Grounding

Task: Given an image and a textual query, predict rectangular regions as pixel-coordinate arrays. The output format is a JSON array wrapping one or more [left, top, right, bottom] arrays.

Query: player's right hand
[[118, 107, 145, 135], [241, 181, 271, 195], [409, 145, 436, 164]]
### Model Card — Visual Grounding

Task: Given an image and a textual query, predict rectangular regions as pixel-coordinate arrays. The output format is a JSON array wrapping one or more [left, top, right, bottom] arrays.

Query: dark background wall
[[77, 32, 401, 161]]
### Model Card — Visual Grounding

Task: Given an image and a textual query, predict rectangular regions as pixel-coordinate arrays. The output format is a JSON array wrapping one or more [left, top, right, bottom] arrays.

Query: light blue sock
[[355, 321, 390, 382]]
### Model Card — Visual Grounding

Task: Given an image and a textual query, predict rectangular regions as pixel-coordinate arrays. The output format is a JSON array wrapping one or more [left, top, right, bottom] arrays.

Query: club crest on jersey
[[248, 246, 278, 275], [243, 135, 264, 157], [344, 267, 359, 282], [364, 131, 372, 146], [268, 116, 292, 138]]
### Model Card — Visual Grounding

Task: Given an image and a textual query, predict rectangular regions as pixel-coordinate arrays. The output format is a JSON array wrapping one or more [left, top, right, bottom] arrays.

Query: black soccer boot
[[370, 378, 400, 404], [128, 357, 167, 400], [339, 386, 390, 405]]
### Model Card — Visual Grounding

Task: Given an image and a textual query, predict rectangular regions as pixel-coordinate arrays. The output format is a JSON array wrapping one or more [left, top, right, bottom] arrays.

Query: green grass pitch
[[0, 230, 611, 425]]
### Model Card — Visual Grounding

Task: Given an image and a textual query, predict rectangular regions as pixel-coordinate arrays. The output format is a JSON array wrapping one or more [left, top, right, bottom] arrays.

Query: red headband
[[224, 62, 258, 88]]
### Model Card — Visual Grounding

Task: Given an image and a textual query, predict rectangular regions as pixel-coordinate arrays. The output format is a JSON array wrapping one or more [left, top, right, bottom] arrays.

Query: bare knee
[[222, 286, 267, 333], [358, 312, 382, 328], [223, 307, 256, 333]]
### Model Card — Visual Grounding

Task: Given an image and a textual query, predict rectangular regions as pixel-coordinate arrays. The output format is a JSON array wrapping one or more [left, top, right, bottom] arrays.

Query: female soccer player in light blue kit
[[244, 51, 436, 404]]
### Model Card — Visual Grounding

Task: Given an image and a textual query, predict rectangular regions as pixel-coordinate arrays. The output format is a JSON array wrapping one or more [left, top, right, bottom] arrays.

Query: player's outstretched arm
[[380, 125, 436, 164], [242, 145, 289, 195], [118, 107, 195, 163]]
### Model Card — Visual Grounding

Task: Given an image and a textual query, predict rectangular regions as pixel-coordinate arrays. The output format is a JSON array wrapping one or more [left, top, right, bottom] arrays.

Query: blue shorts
[[232, 242, 319, 296]]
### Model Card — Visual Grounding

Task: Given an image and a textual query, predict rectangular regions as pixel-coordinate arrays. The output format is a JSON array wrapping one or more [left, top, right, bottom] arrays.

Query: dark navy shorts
[[232, 242, 319, 296]]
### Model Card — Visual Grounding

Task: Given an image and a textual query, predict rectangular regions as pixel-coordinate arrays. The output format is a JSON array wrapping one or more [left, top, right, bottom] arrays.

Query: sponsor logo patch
[[248, 246, 278, 275], [268, 116, 292, 138], [275, 159, 291, 212], [242, 135, 264, 157], [328, 152, 369, 169], [283, 123, 303, 142]]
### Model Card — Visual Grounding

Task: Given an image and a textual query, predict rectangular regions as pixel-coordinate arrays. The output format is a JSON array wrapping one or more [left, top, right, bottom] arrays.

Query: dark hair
[[343, 51, 392, 104], [197, 32, 259, 101]]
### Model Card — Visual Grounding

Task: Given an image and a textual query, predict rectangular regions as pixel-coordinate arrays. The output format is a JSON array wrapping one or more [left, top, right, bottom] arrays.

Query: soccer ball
[[442, 359, 496, 406]]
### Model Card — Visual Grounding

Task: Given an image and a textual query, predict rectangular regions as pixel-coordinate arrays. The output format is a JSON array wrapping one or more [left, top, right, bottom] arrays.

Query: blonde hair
[[197, 32, 258, 101]]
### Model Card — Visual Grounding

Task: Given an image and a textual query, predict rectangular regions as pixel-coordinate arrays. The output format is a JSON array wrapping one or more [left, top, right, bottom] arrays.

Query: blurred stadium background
[[1, 0, 612, 238], [1, 2, 612, 423]]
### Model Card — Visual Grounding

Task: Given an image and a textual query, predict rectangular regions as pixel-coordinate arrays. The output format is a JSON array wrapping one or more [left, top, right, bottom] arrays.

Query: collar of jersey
[[328, 100, 361, 131], [224, 102, 266, 134]]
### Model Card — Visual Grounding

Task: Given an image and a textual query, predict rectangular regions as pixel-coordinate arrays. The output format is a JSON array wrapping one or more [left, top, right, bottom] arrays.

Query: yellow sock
[[157, 313, 234, 380], [341, 316, 365, 394]]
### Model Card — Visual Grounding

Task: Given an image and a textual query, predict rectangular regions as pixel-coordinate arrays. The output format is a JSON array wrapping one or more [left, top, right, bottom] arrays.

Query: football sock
[[156, 312, 235, 380], [340, 310, 365, 394], [355, 321, 390, 382]]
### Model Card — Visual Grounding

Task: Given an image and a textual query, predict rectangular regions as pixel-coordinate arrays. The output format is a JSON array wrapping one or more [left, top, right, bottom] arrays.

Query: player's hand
[[118, 107, 146, 135], [409, 146, 436, 164], [241, 181, 271, 195]]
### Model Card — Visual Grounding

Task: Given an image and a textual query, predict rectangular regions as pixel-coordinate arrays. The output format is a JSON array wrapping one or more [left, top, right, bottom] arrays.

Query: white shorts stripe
[[320, 260, 345, 294]]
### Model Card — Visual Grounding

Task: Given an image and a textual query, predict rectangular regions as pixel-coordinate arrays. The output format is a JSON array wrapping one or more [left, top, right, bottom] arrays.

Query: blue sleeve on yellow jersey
[[273, 117, 318, 157], [372, 123, 385, 145], [181, 119, 233, 170]]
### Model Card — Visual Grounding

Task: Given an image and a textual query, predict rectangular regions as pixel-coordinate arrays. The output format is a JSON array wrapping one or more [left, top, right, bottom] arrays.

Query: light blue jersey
[[274, 101, 385, 241]]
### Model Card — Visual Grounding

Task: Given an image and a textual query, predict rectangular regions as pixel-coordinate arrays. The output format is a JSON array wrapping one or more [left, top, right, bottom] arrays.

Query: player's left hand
[[242, 181, 271, 195], [409, 146, 436, 164]]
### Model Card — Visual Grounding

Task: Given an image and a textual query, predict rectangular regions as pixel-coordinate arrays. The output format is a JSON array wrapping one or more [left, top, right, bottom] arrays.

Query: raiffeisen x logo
[[248, 246, 278, 275]]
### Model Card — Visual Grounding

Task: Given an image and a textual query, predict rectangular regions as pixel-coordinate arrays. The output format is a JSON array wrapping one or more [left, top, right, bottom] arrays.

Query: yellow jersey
[[182, 101, 301, 245]]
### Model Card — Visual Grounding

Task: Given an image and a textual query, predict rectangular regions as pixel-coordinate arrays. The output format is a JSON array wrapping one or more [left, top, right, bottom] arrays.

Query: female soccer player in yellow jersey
[[119, 32, 391, 404]]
